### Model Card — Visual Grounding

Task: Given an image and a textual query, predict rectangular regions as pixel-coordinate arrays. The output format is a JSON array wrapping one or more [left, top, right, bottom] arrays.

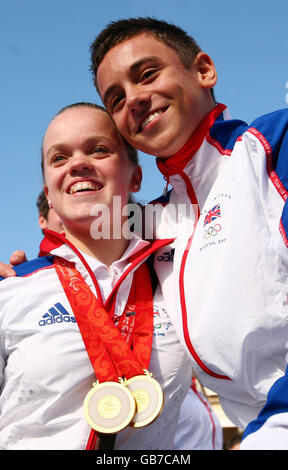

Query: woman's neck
[[64, 227, 130, 266]]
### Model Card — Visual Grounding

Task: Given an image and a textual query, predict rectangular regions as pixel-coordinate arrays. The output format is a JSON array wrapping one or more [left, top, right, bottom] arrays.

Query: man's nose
[[126, 89, 151, 113]]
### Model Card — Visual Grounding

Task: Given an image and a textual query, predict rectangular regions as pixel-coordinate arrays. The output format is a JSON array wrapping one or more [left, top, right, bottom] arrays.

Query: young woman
[[0, 103, 193, 450]]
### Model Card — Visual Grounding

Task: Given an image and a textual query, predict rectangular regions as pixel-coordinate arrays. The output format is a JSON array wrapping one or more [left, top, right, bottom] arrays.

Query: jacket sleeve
[[0, 339, 4, 391], [240, 364, 288, 449], [0, 287, 6, 391], [250, 109, 288, 249]]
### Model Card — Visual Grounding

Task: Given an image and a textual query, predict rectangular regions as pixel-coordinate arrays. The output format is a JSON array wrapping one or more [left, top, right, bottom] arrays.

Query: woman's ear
[[43, 185, 53, 208], [130, 165, 143, 193]]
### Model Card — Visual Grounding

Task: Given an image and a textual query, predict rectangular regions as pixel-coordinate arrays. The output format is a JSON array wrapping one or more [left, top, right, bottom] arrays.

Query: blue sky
[[1, 0, 288, 262]]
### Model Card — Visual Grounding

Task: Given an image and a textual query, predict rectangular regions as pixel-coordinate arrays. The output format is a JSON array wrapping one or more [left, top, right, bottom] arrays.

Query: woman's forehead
[[43, 107, 120, 151], [52, 106, 114, 131]]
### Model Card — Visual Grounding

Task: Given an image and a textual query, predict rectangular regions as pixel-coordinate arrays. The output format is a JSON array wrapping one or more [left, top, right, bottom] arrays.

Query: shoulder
[[208, 116, 249, 154], [246, 109, 288, 188], [0, 255, 54, 282], [149, 189, 172, 206], [209, 108, 288, 154], [247, 108, 288, 150], [250, 108, 288, 131]]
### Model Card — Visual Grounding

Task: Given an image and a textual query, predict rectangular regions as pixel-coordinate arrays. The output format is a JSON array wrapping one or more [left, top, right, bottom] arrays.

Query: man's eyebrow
[[129, 56, 161, 74], [102, 56, 161, 105]]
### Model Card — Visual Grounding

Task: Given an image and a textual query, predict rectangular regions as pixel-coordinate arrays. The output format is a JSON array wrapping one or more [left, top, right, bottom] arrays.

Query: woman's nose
[[69, 152, 94, 174]]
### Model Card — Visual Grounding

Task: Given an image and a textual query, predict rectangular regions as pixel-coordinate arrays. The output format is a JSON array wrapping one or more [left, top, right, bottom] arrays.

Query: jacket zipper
[[178, 172, 231, 380]]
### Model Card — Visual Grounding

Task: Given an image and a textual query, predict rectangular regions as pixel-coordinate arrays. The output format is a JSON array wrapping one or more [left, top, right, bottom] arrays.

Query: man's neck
[[156, 103, 226, 174]]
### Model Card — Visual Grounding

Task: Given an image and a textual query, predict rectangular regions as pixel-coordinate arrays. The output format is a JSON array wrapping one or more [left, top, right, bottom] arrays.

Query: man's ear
[[130, 165, 143, 193], [38, 214, 48, 230], [193, 52, 217, 89]]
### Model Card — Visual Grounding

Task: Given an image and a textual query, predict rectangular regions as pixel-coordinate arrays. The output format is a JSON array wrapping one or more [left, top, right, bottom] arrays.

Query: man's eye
[[140, 69, 157, 81], [111, 94, 124, 111]]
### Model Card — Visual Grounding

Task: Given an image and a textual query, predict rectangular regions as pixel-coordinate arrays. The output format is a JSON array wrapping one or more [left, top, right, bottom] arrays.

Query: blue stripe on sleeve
[[0, 256, 54, 281], [249, 109, 288, 243], [242, 364, 288, 441], [209, 118, 248, 152], [249, 108, 288, 189]]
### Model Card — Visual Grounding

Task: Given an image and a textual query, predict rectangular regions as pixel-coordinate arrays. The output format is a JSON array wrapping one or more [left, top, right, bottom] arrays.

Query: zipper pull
[[163, 176, 170, 197]]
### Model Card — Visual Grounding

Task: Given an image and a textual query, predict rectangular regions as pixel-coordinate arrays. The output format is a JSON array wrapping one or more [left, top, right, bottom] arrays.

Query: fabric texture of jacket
[[152, 103, 288, 449]]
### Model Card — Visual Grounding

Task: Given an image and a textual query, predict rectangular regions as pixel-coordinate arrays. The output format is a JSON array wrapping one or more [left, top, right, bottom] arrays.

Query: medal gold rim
[[83, 381, 136, 434], [125, 374, 164, 428]]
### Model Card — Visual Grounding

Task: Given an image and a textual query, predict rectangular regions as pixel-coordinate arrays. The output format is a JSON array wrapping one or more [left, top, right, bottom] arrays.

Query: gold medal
[[125, 370, 164, 428], [83, 379, 136, 434]]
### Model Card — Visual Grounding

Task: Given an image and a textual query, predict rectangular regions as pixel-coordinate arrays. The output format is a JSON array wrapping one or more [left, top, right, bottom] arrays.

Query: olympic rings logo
[[203, 224, 221, 239]]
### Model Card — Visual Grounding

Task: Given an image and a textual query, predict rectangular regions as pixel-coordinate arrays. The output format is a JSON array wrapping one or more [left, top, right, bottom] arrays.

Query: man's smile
[[137, 106, 169, 133]]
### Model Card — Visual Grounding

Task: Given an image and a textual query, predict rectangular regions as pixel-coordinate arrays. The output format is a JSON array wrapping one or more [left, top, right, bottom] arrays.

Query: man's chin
[[133, 138, 176, 159], [133, 129, 184, 158]]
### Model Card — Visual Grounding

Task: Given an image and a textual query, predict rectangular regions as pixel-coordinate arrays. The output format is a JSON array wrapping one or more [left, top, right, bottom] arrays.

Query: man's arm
[[240, 366, 288, 450], [0, 251, 27, 278]]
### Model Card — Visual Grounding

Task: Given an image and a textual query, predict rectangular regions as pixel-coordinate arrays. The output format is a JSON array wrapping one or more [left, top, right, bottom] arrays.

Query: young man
[[1, 193, 64, 270], [89, 17, 288, 450], [37, 190, 64, 234], [2, 18, 288, 448]]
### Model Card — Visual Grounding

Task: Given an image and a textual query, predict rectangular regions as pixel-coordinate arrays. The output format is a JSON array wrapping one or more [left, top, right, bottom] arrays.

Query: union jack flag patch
[[204, 204, 221, 226]]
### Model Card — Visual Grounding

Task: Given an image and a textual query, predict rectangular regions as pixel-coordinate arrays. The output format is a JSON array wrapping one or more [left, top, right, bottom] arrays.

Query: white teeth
[[69, 181, 102, 194], [141, 110, 163, 130]]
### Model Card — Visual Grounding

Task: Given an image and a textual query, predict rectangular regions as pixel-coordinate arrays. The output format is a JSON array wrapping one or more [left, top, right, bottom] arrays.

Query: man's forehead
[[101, 32, 168, 65], [96, 32, 171, 97]]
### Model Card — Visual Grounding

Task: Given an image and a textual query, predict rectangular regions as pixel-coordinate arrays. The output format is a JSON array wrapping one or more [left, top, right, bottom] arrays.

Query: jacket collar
[[39, 229, 173, 266], [156, 103, 227, 178]]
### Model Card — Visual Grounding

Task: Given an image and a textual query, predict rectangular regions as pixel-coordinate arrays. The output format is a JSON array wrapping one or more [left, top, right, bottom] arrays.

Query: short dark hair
[[36, 189, 49, 219], [90, 17, 202, 89], [41, 101, 139, 179]]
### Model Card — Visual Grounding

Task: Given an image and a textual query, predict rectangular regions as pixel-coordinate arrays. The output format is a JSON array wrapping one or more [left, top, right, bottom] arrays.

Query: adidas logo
[[39, 302, 76, 326], [157, 249, 175, 262]]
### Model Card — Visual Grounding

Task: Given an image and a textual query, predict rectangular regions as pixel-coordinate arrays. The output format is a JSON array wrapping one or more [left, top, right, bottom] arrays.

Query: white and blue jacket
[[152, 103, 288, 449], [0, 232, 194, 450]]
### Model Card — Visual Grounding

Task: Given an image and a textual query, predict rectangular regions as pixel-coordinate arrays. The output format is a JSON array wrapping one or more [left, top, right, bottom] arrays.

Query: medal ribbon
[[53, 256, 154, 383]]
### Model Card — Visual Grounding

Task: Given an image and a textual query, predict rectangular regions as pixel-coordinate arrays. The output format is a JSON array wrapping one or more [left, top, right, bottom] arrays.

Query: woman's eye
[[94, 146, 108, 153], [91, 146, 110, 157], [51, 154, 65, 164]]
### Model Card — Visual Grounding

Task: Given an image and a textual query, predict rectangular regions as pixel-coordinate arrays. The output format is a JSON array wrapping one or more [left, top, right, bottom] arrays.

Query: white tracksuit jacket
[[151, 103, 288, 449], [0, 232, 195, 450]]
